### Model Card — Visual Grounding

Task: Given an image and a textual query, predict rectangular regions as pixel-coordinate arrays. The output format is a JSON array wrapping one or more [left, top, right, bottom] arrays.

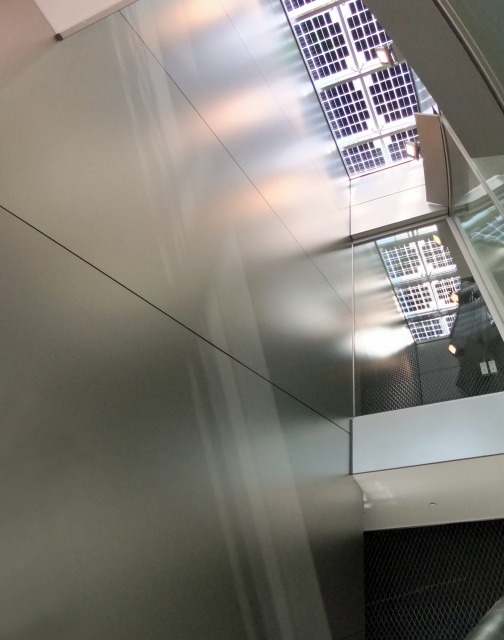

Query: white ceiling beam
[[33, 0, 137, 39]]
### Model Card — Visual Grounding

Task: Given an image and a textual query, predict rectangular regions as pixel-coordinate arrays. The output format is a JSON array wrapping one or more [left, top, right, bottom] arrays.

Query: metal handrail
[[465, 598, 504, 639]]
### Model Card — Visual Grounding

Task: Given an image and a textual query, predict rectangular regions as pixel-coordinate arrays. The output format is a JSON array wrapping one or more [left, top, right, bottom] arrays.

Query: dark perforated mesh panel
[[342, 141, 385, 175], [359, 343, 423, 415], [320, 81, 370, 139], [365, 520, 504, 640]]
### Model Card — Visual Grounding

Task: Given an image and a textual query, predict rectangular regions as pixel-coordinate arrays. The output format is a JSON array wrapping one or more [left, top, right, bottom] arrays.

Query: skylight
[[282, 0, 427, 176]]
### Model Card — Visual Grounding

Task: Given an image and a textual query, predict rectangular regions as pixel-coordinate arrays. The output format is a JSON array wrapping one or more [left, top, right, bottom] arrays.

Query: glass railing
[[354, 219, 504, 416]]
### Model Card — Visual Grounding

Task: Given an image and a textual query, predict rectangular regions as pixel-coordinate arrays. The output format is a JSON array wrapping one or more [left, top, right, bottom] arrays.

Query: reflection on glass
[[442, 0, 504, 108], [354, 221, 504, 416]]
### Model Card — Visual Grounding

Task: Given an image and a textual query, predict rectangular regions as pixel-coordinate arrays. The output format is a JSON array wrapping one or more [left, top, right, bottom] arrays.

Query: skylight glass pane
[[396, 283, 437, 316], [283, 0, 428, 175], [294, 12, 350, 82], [320, 79, 371, 139]]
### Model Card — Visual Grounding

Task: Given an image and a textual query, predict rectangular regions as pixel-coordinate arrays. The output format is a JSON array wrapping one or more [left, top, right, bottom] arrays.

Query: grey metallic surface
[[0, 190, 363, 638], [466, 597, 504, 639], [353, 390, 504, 473], [0, 0, 363, 638], [0, 0, 352, 427]]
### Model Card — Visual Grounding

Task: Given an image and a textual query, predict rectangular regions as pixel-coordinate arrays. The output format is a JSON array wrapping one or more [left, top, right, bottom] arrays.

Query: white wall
[[353, 391, 504, 473], [355, 454, 504, 530]]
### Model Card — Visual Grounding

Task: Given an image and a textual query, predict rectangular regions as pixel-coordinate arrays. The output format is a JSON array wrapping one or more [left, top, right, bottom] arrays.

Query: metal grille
[[365, 520, 504, 640], [396, 283, 436, 316], [342, 141, 385, 175], [387, 128, 419, 162], [344, 0, 389, 63], [320, 81, 370, 139], [380, 243, 424, 282], [294, 13, 349, 81], [368, 62, 418, 124]]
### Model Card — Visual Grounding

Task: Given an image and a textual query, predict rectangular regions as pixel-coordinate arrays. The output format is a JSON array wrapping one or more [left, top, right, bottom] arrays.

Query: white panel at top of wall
[[355, 455, 504, 530], [353, 391, 504, 473], [350, 160, 447, 240], [33, 0, 136, 37]]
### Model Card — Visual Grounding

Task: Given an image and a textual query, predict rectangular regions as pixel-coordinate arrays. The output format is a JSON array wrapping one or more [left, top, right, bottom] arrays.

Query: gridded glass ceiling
[[283, 0, 423, 176], [377, 225, 461, 343]]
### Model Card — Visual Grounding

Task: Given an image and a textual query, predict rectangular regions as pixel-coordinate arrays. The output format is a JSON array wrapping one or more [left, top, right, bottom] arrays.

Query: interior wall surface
[[0, 0, 364, 638]]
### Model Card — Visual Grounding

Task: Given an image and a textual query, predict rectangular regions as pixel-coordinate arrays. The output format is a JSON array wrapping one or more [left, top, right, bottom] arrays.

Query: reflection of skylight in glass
[[294, 12, 350, 80], [282, 0, 429, 176], [377, 224, 462, 343]]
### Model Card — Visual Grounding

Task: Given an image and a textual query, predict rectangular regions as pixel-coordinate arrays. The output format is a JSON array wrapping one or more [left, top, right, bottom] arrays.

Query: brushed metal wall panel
[[0, 207, 362, 638], [122, 0, 353, 309], [0, 2, 352, 427]]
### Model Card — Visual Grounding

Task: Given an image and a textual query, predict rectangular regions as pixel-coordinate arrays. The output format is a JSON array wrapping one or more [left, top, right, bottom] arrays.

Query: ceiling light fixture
[[405, 140, 421, 159], [375, 45, 395, 66]]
